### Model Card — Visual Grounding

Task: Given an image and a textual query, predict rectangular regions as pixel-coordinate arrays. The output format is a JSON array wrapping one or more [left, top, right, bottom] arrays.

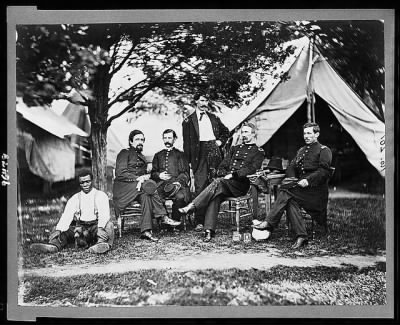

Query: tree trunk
[[90, 123, 108, 192], [88, 65, 112, 193]]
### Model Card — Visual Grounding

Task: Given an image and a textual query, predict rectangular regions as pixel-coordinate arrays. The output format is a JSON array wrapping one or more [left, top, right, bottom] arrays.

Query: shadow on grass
[[20, 264, 386, 306]]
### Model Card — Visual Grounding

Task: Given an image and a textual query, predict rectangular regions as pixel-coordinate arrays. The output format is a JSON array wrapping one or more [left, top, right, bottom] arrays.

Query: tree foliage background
[[16, 20, 385, 189], [296, 20, 385, 120]]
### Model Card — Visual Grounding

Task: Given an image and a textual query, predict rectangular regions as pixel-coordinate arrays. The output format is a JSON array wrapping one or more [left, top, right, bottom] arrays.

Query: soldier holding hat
[[252, 122, 332, 249], [151, 129, 191, 225], [113, 130, 180, 242]]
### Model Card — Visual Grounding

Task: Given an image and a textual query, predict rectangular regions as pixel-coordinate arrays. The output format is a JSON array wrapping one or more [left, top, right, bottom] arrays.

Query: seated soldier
[[252, 122, 332, 249], [30, 169, 114, 254], [151, 129, 191, 227], [178, 122, 264, 242], [113, 130, 180, 242]]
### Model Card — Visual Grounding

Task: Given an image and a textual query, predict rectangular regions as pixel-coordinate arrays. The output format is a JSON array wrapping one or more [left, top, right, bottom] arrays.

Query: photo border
[[6, 7, 395, 321]]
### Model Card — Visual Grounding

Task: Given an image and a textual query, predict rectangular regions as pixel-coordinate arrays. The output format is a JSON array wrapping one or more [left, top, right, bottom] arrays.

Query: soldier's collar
[[305, 141, 318, 147], [129, 146, 142, 152]]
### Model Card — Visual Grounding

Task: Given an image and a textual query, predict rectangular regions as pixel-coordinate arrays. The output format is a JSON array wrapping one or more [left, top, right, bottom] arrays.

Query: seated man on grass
[[252, 122, 332, 249], [30, 169, 115, 254]]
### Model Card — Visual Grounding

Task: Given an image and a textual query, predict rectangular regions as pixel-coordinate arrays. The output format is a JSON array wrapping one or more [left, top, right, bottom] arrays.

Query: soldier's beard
[[243, 137, 255, 144], [135, 145, 143, 152], [165, 142, 173, 148]]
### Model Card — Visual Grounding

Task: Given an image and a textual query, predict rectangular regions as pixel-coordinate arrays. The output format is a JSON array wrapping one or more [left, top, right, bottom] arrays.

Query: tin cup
[[243, 232, 252, 243], [232, 231, 242, 242]]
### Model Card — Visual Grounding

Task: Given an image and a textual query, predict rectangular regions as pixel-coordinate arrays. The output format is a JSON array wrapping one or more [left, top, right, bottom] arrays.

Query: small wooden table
[[248, 173, 286, 218], [263, 174, 286, 215]]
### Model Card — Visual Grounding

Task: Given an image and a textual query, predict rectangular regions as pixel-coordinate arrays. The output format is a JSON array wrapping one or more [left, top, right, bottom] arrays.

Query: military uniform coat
[[215, 143, 265, 196], [112, 147, 148, 215], [151, 147, 191, 202], [193, 143, 265, 231], [182, 111, 230, 172], [284, 141, 332, 221]]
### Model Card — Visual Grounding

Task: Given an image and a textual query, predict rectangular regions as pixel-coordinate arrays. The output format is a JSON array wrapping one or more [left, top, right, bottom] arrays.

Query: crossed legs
[[253, 190, 308, 246]]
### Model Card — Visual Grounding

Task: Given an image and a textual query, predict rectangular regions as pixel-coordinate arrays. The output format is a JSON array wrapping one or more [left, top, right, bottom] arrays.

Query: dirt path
[[20, 252, 385, 278], [328, 189, 383, 199]]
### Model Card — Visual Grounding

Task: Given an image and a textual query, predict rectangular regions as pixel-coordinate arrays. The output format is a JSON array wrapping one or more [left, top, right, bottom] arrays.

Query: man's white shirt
[[55, 188, 110, 232], [196, 110, 216, 141]]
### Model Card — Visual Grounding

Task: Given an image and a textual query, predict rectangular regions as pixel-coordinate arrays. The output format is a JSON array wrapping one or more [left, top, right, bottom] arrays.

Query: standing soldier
[[182, 94, 230, 232]]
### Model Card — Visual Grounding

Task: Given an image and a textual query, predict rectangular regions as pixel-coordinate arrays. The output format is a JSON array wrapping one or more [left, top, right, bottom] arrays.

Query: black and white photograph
[[6, 7, 395, 321]]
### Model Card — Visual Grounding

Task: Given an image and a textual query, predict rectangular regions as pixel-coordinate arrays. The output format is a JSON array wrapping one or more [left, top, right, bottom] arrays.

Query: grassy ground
[[21, 264, 386, 306], [19, 197, 385, 268], [18, 195, 386, 306]]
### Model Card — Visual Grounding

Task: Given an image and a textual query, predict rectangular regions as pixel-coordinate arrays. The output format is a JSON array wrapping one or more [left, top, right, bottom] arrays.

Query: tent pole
[[311, 91, 315, 122], [306, 37, 314, 123]]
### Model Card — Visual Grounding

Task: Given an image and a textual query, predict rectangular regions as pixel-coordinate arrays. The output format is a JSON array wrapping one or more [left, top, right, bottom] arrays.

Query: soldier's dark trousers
[[49, 220, 115, 250], [193, 142, 211, 225], [137, 192, 167, 233], [193, 179, 233, 232], [171, 189, 187, 221], [266, 190, 308, 239]]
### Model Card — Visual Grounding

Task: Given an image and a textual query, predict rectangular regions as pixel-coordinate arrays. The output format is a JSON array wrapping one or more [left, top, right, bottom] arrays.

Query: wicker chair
[[219, 185, 256, 233]]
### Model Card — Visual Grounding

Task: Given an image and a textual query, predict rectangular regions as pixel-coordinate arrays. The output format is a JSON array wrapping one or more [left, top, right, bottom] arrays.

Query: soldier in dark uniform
[[182, 94, 230, 232], [151, 129, 191, 223], [179, 122, 265, 242], [113, 130, 178, 242], [253, 122, 332, 249]]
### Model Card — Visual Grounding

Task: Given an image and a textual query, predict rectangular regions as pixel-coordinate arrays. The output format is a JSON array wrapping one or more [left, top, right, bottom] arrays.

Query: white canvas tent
[[61, 91, 92, 166], [51, 94, 187, 169], [221, 36, 385, 177], [16, 98, 89, 182]]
